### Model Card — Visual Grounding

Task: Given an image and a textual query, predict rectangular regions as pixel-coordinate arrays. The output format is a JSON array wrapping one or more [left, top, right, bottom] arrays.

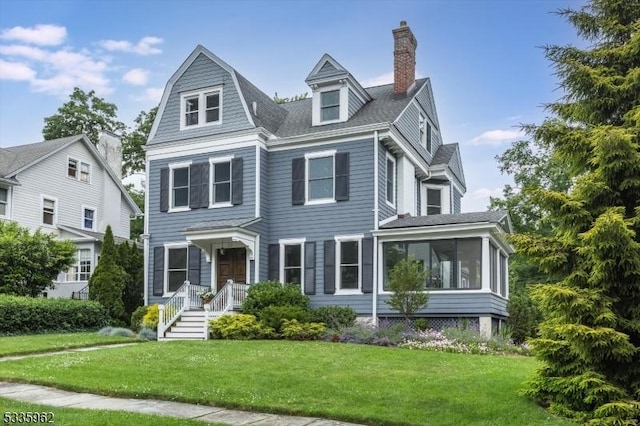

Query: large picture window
[[383, 238, 481, 291]]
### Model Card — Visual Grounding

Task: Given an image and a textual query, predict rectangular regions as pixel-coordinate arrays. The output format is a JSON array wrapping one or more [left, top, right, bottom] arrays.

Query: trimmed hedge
[[0, 295, 109, 335]]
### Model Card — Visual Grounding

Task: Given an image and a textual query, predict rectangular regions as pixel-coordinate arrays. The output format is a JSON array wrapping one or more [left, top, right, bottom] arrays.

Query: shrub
[[259, 305, 309, 332], [507, 288, 541, 344], [138, 327, 157, 341], [385, 256, 429, 319], [309, 306, 356, 330], [281, 319, 325, 341], [88, 226, 126, 322], [0, 295, 109, 335], [97, 326, 114, 336], [413, 318, 429, 331], [242, 281, 310, 316], [209, 314, 273, 340], [97, 326, 134, 337], [130, 305, 149, 332], [142, 304, 159, 331]]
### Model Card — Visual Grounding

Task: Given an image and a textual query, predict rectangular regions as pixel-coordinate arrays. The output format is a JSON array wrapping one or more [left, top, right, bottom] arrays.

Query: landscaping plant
[[385, 256, 429, 319]]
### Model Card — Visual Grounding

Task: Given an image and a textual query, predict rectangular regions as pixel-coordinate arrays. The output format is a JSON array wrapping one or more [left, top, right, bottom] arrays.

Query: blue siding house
[[144, 21, 513, 339]]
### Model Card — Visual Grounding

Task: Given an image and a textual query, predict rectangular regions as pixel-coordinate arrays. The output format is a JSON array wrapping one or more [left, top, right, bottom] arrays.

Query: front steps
[[161, 310, 208, 340]]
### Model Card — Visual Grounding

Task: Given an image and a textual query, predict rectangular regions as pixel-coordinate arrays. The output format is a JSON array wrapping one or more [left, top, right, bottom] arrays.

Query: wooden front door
[[217, 248, 247, 292]]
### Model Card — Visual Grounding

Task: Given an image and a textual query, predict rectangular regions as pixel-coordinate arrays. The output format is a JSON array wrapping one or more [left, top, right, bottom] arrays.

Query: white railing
[[158, 281, 210, 337], [203, 280, 250, 339]]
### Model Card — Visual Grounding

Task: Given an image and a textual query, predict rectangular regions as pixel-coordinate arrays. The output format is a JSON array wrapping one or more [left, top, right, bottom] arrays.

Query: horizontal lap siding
[[348, 89, 364, 119], [453, 188, 462, 214], [150, 53, 253, 145], [268, 139, 375, 312], [377, 292, 508, 317]]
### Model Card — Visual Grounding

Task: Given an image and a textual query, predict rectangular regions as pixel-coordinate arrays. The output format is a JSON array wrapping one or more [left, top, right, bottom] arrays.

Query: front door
[[217, 248, 247, 292]]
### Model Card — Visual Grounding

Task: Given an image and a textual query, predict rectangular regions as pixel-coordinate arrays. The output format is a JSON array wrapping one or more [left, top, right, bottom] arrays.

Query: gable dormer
[[305, 54, 371, 126]]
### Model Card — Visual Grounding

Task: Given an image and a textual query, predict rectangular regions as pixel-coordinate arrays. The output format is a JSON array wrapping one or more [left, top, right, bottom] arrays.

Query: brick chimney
[[393, 20, 417, 95]]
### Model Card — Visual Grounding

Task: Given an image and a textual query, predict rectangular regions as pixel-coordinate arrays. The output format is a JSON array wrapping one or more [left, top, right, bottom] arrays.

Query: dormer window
[[321, 90, 340, 122], [180, 87, 222, 130]]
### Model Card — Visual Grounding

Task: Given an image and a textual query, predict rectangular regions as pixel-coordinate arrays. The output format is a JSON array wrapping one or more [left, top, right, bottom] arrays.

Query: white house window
[[68, 158, 90, 182], [167, 247, 188, 292], [181, 88, 222, 129], [211, 161, 231, 204], [68, 159, 78, 178], [0, 187, 7, 217], [171, 167, 189, 209], [80, 162, 90, 182], [386, 154, 396, 207], [336, 237, 361, 292], [42, 198, 55, 225], [321, 90, 340, 122], [83, 207, 95, 230], [283, 244, 302, 284], [66, 249, 92, 281], [307, 155, 334, 202], [427, 188, 442, 215]]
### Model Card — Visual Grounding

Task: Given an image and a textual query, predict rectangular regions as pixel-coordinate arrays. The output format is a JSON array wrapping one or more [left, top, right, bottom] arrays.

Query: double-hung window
[[68, 159, 78, 179], [167, 246, 188, 292], [66, 249, 92, 281], [320, 90, 340, 122], [171, 166, 190, 210], [336, 236, 362, 292], [386, 154, 396, 207], [210, 159, 231, 205], [68, 158, 90, 182], [427, 188, 442, 215], [0, 187, 7, 217], [181, 88, 222, 129], [42, 197, 56, 225], [83, 207, 95, 230], [282, 243, 303, 285], [306, 152, 335, 203]]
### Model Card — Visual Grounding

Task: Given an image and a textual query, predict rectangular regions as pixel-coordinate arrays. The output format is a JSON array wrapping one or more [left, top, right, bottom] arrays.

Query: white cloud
[[360, 69, 424, 88], [0, 45, 48, 61], [0, 60, 36, 80], [99, 36, 163, 55], [0, 24, 67, 46], [122, 68, 149, 85], [134, 87, 164, 103], [469, 129, 524, 146], [468, 187, 503, 200], [462, 187, 503, 212]]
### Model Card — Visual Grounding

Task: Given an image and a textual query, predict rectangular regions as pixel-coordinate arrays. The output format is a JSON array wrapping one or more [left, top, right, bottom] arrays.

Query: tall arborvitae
[[517, 1, 640, 423], [89, 225, 126, 323]]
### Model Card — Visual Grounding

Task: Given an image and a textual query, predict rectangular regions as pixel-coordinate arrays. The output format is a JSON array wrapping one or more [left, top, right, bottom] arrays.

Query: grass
[[0, 340, 574, 425], [0, 332, 139, 357], [0, 397, 222, 425]]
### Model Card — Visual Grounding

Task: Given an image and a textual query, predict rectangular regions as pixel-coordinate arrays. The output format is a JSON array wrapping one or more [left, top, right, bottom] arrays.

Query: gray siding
[[448, 150, 466, 192], [453, 188, 462, 214], [415, 80, 440, 132], [146, 146, 256, 301], [150, 53, 253, 145], [378, 144, 396, 222], [347, 89, 365, 119], [268, 138, 375, 310], [416, 177, 421, 216], [377, 292, 508, 317]]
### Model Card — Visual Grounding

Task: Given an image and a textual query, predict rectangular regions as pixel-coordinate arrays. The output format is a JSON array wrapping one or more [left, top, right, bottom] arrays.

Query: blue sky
[[0, 0, 583, 212]]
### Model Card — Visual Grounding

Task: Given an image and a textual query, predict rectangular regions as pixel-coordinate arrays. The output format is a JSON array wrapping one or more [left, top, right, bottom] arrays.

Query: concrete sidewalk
[[0, 382, 362, 425]]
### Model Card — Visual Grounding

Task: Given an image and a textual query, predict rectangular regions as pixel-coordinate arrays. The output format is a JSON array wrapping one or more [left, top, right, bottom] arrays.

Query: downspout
[[372, 131, 379, 325], [142, 157, 150, 305]]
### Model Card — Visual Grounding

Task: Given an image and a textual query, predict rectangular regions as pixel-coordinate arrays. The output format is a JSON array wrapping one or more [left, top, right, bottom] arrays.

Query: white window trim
[[81, 205, 97, 231], [279, 237, 306, 287], [419, 112, 427, 150], [64, 247, 94, 282], [164, 242, 190, 297], [208, 155, 234, 209], [335, 234, 363, 295], [0, 186, 9, 219], [304, 149, 337, 205], [385, 152, 396, 208], [41, 195, 57, 227], [67, 156, 91, 183], [312, 83, 349, 126], [179, 86, 223, 130], [168, 161, 192, 213]]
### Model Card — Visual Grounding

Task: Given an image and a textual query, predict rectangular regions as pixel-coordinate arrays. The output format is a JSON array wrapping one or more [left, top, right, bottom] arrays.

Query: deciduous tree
[[385, 256, 429, 320], [122, 106, 157, 176]]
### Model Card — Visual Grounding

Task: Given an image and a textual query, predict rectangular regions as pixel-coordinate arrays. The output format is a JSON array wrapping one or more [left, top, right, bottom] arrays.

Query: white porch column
[[479, 316, 492, 338], [481, 237, 491, 291]]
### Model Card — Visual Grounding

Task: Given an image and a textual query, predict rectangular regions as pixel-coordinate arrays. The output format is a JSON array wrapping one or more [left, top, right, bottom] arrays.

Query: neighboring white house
[[0, 132, 142, 298]]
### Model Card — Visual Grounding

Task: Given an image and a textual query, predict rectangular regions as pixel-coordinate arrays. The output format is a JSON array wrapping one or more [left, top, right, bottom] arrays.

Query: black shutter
[[268, 244, 280, 281], [232, 158, 243, 205], [292, 157, 305, 205], [304, 242, 316, 295], [362, 237, 374, 293], [200, 163, 209, 208], [189, 163, 201, 209], [188, 246, 201, 285], [324, 240, 335, 294], [153, 246, 164, 296], [160, 168, 169, 212], [335, 152, 349, 201]]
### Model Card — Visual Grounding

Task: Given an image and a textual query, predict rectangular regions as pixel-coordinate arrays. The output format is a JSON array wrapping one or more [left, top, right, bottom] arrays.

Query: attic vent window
[[321, 90, 340, 122], [180, 87, 222, 130]]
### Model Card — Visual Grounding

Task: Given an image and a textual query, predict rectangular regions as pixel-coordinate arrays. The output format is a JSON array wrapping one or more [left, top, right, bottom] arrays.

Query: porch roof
[[380, 211, 511, 233], [182, 217, 260, 233]]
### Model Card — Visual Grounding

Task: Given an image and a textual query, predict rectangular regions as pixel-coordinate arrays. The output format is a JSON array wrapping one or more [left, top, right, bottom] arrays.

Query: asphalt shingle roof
[[0, 135, 83, 177], [236, 72, 288, 135], [58, 225, 133, 245], [431, 143, 457, 166], [183, 217, 259, 233], [380, 210, 510, 230]]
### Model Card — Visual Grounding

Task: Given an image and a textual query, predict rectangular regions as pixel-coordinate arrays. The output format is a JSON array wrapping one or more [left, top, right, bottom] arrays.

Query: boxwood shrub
[[0, 295, 109, 335]]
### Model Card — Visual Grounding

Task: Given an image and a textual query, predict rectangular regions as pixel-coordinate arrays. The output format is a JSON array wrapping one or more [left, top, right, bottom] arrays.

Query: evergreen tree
[[89, 226, 127, 323], [517, 1, 640, 423], [385, 256, 429, 320], [119, 241, 144, 324]]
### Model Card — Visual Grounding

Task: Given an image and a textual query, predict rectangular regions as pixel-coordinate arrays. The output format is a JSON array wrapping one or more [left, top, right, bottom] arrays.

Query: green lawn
[[0, 332, 139, 357], [0, 397, 221, 425], [0, 340, 574, 425]]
